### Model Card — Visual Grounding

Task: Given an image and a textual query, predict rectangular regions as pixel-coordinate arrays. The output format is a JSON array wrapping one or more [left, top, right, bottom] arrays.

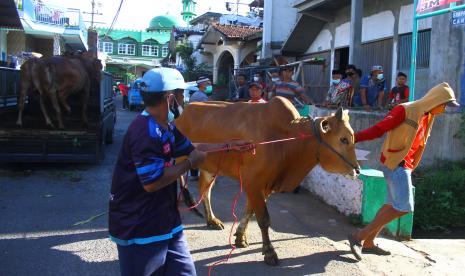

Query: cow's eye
[[340, 137, 349, 145]]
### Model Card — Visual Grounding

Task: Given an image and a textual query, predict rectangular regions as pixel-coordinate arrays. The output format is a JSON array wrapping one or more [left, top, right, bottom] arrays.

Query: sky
[[43, 0, 253, 29]]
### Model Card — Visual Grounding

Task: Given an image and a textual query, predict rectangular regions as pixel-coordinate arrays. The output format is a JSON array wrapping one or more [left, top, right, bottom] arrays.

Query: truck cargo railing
[[0, 67, 20, 110]]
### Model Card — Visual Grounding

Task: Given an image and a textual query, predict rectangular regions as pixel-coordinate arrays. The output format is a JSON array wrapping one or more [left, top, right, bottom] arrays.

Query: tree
[[175, 43, 211, 82]]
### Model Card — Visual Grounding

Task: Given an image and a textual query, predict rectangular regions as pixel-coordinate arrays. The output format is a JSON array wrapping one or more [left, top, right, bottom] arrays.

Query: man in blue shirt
[[189, 76, 211, 103], [353, 65, 387, 111], [109, 68, 253, 276]]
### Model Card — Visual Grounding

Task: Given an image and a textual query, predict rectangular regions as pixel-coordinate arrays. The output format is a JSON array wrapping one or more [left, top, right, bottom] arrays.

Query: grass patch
[[413, 160, 465, 232]]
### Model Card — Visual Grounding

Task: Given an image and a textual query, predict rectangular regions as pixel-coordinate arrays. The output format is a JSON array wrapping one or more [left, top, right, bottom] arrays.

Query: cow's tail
[[181, 185, 204, 218]]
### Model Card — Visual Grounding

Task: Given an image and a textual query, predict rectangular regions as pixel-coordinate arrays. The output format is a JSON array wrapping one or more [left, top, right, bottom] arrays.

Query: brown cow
[[16, 54, 102, 129], [175, 97, 360, 266]]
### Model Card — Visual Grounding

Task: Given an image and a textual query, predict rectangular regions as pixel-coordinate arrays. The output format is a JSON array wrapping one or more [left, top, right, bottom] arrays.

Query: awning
[[0, 0, 23, 30], [282, 0, 350, 56], [281, 15, 325, 56]]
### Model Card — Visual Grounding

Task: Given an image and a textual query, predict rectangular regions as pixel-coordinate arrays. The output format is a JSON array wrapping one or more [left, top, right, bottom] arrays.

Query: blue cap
[[141, 67, 187, 93]]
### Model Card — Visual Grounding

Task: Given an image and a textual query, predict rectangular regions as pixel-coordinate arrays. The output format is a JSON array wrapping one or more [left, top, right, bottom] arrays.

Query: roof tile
[[212, 23, 262, 39]]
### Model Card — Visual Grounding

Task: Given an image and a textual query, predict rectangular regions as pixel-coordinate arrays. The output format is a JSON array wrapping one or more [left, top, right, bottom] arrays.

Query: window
[[398, 30, 431, 69], [141, 45, 158, 56], [118, 43, 136, 55], [98, 42, 113, 54], [162, 46, 169, 57]]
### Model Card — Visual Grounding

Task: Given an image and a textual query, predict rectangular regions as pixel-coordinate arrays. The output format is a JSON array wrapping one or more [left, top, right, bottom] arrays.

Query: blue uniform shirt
[[109, 110, 194, 246], [353, 75, 387, 107]]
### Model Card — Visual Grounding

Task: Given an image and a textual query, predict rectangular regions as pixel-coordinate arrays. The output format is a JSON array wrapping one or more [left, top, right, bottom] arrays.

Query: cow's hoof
[[264, 251, 279, 266], [207, 218, 224, 230], [263, 245, 279, 266], [16, 122, 23, 128], [234, 234, 249, 248]]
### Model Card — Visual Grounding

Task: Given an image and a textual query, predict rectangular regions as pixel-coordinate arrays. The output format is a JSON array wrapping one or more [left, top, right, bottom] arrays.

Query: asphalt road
[[1, 100, 462, 276]]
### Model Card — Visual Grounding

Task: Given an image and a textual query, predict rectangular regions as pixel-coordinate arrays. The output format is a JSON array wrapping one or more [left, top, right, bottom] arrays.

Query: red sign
[[417, 0, 461, 13]]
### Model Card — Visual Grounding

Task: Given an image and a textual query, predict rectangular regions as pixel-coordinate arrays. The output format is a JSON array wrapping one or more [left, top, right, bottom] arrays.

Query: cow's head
[[315, 107, 360, 179]]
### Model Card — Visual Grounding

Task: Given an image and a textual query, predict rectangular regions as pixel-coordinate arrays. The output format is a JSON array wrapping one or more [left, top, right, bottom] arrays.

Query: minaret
[[181, 0, 196, 25]]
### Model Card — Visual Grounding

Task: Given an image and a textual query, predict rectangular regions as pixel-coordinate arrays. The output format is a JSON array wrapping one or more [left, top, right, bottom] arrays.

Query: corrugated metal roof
[[0, 0, 23, 30]]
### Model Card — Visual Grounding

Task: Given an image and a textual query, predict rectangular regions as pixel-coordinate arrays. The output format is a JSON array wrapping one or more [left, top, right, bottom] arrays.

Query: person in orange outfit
[[348, 83, 460, 261]]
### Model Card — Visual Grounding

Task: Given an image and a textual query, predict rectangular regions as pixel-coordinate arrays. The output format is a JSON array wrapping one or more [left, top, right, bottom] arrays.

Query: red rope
[[207, 153, 244, 276]]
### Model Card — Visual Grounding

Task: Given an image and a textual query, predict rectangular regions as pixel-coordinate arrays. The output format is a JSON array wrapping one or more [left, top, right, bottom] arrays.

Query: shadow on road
[[195, 249, 358, 276]]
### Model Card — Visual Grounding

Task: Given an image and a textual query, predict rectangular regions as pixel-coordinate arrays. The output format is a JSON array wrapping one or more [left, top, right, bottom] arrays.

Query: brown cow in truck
[[16, 53, 102, 129], [175, 97, 360, 266]]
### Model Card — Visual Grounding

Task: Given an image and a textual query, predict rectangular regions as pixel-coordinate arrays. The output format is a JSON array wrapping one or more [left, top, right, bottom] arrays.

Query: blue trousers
[[117, 232, 196, 276]]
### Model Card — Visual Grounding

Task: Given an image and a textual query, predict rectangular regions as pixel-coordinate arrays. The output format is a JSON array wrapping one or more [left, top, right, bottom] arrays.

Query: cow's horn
[[336, 107, 344, 121]]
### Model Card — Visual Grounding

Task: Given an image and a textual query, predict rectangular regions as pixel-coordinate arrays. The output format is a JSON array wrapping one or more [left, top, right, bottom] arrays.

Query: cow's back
[[175, 97, 300, 143]]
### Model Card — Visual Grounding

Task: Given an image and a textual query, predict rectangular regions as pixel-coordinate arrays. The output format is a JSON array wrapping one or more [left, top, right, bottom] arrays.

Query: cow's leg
[[38, 95, 54, 128], [49, 91, 64, 129], [80, 85, 90, 127], [58, 93, 71, 115], [16, 82, 28, 127], [234, 200, 254, 248], [248, 191, 279, 266], [199, 170, 224, 230]]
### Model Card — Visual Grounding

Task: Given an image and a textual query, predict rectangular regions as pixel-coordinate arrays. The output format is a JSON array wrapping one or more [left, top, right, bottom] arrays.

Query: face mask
[[205, 85, 213, 94], [253, 77, 260, 82], [377, 74, 384, 80], [331, 79, 341, 85], [272, 77, 280, 82], [167, 110, 175, 123]]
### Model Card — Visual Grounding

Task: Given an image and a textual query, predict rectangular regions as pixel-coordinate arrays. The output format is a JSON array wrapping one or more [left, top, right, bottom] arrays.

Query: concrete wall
[[262, 0, 299, 58], [301, 0, 461, 102], [302, 166, 363, 215], [7, 31, 26, 56]]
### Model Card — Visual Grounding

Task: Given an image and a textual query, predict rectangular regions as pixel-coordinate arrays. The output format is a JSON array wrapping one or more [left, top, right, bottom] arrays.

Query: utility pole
[[83, 0, 103, 28]]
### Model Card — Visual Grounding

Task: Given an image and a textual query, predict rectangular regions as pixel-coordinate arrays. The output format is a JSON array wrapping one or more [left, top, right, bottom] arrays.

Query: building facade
[[262, 0, 465, 106], [1, 0, 87, 67], [97, 15, 178, 82]]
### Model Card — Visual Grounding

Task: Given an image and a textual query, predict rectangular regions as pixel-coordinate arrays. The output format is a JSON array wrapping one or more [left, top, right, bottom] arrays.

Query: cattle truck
[[0, 67, 116, 163]]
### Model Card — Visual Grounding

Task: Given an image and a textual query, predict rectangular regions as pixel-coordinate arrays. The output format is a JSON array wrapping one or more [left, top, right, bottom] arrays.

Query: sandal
[[348, 234, 363, 261], [362, 245, 391, 256]]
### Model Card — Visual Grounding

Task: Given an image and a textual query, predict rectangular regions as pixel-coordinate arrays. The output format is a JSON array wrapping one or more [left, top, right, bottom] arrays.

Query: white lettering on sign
[[418, 0, 460, 13]]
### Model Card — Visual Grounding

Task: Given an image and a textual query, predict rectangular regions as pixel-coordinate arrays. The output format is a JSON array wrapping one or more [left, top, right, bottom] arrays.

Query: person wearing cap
[[188, 76, 212, 181], [248, 82, 267, 103], [353, 65, 387, 111], [348, 83, 460, 261], [109, 68, 253, 276], [272, 66, 312, 110], [190, 76, 212, 103]]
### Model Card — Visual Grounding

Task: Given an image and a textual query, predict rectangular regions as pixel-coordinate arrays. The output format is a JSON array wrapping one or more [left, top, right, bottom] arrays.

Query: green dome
[[147, 15, 179, 31]]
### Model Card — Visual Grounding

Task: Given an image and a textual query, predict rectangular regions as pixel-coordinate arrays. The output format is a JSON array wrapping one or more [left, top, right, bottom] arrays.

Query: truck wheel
[[105, 127, 114, 145]]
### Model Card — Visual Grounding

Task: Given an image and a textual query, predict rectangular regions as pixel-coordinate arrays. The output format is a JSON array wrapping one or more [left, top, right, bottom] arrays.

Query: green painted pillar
[[360, 168, 414, 240]]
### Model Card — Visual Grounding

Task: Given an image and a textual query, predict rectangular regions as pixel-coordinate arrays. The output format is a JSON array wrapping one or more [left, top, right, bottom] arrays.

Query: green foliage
[[454, 112, 465, 147], [216, 74, 228, 88], [413, 161, 465, 232], [124, 72, 136, 83], [175, 43, 211, 82]]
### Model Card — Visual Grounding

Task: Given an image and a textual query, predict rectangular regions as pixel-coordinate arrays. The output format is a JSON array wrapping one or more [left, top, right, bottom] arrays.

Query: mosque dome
[[147, 15, 179, 31]]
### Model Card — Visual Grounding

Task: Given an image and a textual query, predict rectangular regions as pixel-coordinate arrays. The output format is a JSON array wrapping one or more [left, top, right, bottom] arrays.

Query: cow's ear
[[335, 107, 350, 122], [319, 119, 331, 134]]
